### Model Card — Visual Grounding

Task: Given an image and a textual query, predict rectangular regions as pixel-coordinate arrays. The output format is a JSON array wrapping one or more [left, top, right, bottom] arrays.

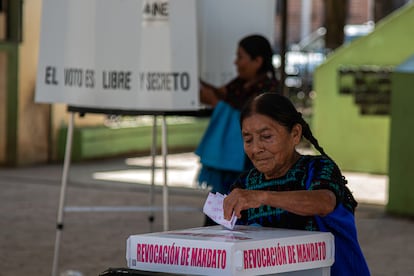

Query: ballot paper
[[203, 192, 237, 229]]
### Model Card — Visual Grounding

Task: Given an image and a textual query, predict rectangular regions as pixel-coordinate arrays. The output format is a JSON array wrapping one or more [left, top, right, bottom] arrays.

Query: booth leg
[[161, 116, 169, 231], [148, 116, 157, 232], [51, 112, 74, 276]]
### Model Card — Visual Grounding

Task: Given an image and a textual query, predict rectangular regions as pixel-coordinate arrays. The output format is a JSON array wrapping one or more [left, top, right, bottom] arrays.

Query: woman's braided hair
[[240, 92, 357, 212]]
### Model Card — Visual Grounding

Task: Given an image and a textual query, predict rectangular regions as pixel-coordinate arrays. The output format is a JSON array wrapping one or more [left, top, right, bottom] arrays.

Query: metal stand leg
[[161, 116, 169, 231], [51, 112, 75, 276], [148, 116, 157, 232]]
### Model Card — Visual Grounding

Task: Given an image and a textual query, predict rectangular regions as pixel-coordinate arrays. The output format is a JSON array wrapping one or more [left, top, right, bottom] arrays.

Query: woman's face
[[234, 46, 262, 81], [242, 114, 301, 179]]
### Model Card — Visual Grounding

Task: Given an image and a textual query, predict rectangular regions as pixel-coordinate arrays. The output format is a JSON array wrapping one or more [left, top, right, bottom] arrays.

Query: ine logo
[[142, 0, 169, 22]]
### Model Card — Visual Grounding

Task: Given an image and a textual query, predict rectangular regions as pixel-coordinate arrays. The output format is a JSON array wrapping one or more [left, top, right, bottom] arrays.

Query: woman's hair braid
[[297, 115, 331, 159]]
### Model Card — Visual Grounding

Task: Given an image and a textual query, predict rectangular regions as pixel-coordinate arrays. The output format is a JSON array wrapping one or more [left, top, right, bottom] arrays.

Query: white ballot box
[[126, 225, 334, 276]]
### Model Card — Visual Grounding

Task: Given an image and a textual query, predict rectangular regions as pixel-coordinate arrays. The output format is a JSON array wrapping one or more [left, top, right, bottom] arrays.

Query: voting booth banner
[[126, 226, 334, 276], [36, 0, 199, 111]]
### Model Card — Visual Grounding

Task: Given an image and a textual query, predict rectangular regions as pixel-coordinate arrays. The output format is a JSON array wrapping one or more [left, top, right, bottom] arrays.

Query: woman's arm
[[199, 81, 226, 107], [223, 188, 336, 220]]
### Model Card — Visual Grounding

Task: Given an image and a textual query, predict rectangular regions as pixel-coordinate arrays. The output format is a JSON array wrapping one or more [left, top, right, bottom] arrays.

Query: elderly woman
[[223, 93, 370, 276]]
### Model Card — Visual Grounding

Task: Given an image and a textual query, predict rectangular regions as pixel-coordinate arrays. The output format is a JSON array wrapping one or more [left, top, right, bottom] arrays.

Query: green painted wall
[[312, 3, 414, 174], [57, 119, 209, 162], [387, 57, 414, 216]]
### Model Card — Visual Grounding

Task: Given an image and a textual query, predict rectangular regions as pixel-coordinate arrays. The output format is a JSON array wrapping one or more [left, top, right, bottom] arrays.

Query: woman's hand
[[199, 81, 226, 107], [199, 84, 219, 107], [223, 188, 266, 220]]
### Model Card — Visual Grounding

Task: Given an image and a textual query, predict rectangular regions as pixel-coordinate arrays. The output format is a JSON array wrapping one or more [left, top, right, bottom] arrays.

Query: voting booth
[[35, 0, 275, 109], [36, 0, 199, 110], [126, 226, 334, 276]]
